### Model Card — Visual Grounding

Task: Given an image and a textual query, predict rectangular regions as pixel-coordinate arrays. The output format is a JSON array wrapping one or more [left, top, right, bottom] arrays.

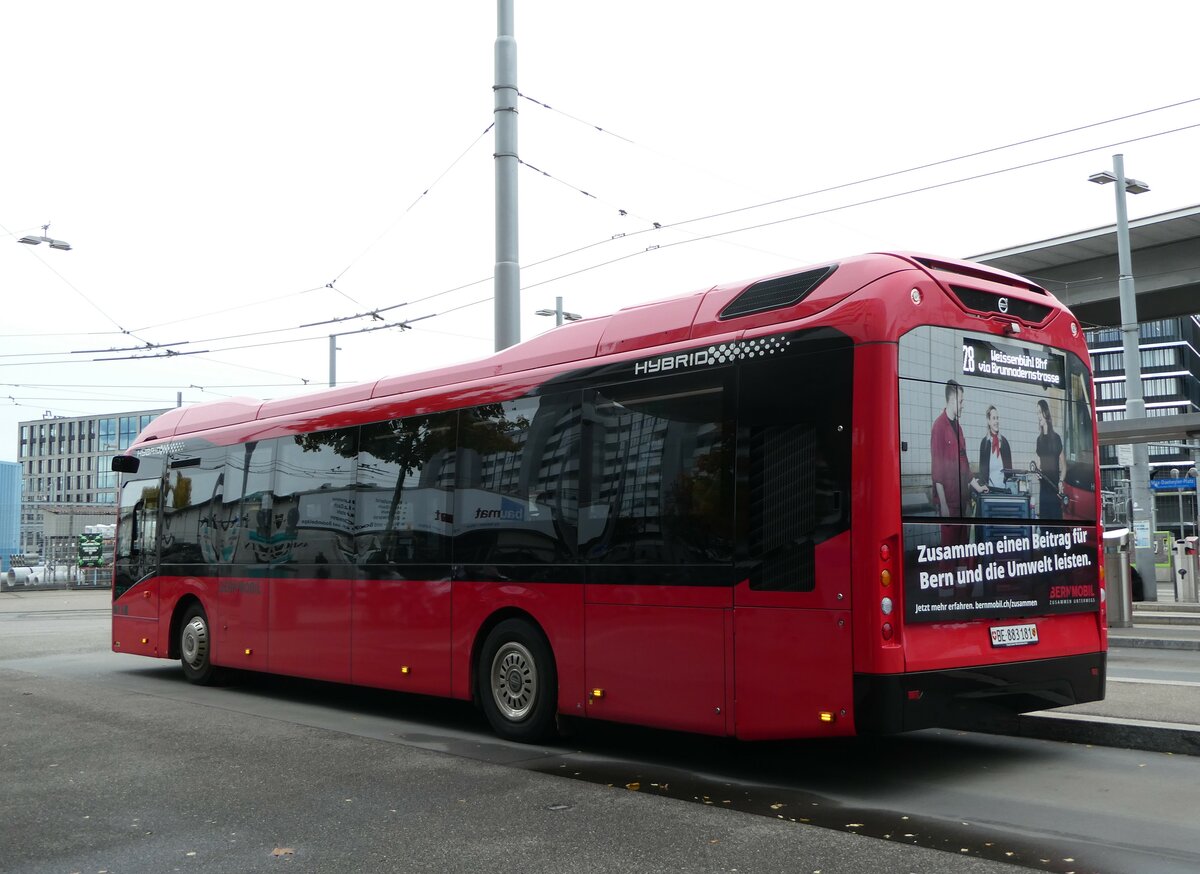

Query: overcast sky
[[3, 1, 1199, 462]]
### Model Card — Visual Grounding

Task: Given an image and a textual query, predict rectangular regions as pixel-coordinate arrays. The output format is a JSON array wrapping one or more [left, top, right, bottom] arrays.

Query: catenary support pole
[[494, 0, 520, 351], [1112, 154, 1157, 600]]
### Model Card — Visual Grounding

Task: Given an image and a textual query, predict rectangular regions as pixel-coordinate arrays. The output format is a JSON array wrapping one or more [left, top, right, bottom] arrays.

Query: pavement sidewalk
[[1002, 592, 1200, 756]]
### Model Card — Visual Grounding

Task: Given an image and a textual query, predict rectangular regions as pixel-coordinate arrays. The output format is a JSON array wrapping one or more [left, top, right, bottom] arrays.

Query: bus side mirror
[[112, 455, 140, 474]]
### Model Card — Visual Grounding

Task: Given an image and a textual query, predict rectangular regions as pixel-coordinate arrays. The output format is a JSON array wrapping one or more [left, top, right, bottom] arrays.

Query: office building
[[0, 461, 19, 572], [17, 409, 168, 559]]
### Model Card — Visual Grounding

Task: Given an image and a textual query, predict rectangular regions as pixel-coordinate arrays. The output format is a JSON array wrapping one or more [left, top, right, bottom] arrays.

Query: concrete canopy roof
[[972, 205, 1200, 327], [973, 204, 1200, 276]]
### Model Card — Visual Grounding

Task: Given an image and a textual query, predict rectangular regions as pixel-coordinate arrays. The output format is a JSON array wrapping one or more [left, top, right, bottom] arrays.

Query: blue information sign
[[1150, 478, 1197, 491]]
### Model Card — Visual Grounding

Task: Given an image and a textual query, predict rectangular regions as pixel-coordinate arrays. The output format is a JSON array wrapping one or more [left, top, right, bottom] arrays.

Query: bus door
[[732, 332, 855, 739], [114, 453, 164, 599], [266, 431, 356, 683], [581, 371, 734, 736], [113, 453, 165, 654]]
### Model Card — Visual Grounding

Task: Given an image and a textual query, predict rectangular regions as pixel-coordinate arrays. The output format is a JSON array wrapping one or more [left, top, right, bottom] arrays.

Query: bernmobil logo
[[474, 497, 526, 522], [634, 334, 791, 375]]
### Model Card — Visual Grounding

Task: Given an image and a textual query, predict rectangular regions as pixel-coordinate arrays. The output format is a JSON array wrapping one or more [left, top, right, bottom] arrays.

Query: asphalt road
[[3, 589, 1198, 874]]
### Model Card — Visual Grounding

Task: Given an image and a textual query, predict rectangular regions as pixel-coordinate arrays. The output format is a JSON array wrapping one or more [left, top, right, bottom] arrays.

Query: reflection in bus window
[[357, 414, 457, 572], [583, 376, 731, 566], [456, 396, 580, 570]]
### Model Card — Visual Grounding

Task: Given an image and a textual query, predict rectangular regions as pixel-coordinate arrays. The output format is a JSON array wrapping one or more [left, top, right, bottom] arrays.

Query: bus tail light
[[819, 711, 836, 723], [880, 536, 899, 643]]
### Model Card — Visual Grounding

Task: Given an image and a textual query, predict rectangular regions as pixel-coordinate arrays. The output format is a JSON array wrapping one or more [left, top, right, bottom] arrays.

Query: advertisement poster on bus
[[902, 521, 1098, 622], [897, 325, 1099, 623]]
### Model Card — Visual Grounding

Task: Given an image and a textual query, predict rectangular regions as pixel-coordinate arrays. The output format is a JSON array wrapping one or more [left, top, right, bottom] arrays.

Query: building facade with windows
[[1087, 316, 1200, 481], [17, 409, 168, 558], [1085, 317, 1200, 537], [1, 461, 20, 572], [975, 206, 1200, 541]]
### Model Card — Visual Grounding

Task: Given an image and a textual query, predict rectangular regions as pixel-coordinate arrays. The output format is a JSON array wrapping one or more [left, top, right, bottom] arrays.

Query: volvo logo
[[998, 297, 1010, 314]]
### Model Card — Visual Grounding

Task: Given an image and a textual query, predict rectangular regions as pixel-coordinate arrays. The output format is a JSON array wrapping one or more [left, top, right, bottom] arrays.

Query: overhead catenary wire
[[7, 104, 1200, 371], [112, 124, 497, 338], [327, 122, 496, 287], [131, 285, 329, 333], [169, 110, 1200, 353], [1, 221, 156, 346], [517, 120, 1200, 292]]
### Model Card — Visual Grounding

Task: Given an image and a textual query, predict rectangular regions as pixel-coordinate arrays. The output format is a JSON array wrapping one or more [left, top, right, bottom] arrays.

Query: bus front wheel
[[179, 603, 220, 685], [478, 619, 557, 743]]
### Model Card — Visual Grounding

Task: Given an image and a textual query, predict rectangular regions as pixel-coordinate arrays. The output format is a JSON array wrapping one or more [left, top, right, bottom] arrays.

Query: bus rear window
[[898, 326, 1095, 524], [896, 326, 1099, 624]]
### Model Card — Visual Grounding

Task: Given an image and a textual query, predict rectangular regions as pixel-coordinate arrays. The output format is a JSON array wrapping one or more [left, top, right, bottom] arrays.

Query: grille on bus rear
[[950, 285, 1053, 324], [720, 266, 836, 320]]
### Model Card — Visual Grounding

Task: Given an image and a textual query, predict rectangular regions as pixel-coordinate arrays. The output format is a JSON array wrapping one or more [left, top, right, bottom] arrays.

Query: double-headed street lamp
[[17, 223, 72, 251], [1090, 154, 1154, 597], [535, 296, 582, 327]]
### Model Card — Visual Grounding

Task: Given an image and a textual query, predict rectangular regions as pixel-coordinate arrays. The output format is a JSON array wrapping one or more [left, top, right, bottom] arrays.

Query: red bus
[[110, 252, 1105, 742]]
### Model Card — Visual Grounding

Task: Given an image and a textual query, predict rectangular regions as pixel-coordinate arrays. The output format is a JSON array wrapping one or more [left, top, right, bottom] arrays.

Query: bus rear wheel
[[478, 619, 557, 743], [179, 603, 220, 685]]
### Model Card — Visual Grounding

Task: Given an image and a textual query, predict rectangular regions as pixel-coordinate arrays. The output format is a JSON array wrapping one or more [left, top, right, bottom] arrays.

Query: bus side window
[[737, 335, 853, 591], [582, 373, 733, 566], [455, 395, 580, 568]]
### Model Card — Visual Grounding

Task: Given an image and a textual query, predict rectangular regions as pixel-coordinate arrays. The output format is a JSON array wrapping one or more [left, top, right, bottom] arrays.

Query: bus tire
[[179, 603, 220, 685], [478, 619, 557, 743]]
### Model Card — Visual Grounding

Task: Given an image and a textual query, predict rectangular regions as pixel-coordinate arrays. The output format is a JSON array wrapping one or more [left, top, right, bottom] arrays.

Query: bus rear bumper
[[853, 652, 1106, 735]]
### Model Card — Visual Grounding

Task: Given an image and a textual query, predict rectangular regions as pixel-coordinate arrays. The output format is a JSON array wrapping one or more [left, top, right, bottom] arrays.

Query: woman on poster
[[1034, 399, 1066, 520], [977, 404, 1012, 494]]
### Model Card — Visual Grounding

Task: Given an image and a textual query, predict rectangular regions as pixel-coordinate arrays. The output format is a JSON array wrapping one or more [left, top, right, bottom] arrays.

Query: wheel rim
[[490, 641, 537, 721], [181, 615, 209, 670]]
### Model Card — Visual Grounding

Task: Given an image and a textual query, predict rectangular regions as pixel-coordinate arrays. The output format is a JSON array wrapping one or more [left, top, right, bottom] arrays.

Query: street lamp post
[[1089, 154, 1155, 599], [17, 223, 72, 251], [535, 296, 582, 327]]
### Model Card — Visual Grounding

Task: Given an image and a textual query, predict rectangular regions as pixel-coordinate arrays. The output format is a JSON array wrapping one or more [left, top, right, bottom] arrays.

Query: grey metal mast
[[1111, 154, 1157, 600], [494, 0, 520, 350]]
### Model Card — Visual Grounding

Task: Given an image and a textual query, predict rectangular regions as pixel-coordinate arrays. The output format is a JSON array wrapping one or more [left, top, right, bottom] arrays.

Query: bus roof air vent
[[949, 285, 1054, 324], [719, 265, 836, 320], [911, 255, 1048, 295]]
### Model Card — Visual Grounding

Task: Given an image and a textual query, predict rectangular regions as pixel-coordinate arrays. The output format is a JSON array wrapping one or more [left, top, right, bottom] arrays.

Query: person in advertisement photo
[[929, 379, 973, 546], [977, 404, 1013, 495], [898, 326, 1098, 623], [1034, 398, 1067, 521]]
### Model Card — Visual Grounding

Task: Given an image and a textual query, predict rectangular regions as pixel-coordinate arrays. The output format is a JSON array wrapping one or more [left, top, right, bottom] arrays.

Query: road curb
[[1108, 635, 1200, 652], [996, 711, 1200, 756]]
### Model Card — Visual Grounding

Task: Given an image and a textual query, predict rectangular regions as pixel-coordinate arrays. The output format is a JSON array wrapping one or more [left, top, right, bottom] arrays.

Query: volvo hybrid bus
[[111, 252, 1104, 742]]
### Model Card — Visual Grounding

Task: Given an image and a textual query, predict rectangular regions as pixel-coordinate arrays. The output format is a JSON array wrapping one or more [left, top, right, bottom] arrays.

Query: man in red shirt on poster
[[931, 379, 975, 546]]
